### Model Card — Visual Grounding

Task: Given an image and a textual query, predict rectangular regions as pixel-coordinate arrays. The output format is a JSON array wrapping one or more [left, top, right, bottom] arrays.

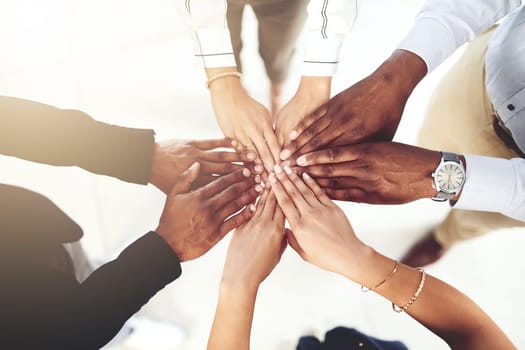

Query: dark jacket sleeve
[[0, 96, 155, 184], [1, 232, 182, 350]]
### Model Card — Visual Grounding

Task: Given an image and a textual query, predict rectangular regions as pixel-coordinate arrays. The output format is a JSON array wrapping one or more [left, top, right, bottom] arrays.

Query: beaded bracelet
[[392, 267, 426, 313], [361, 260, 399, 293], [205, 71, 242, 89]]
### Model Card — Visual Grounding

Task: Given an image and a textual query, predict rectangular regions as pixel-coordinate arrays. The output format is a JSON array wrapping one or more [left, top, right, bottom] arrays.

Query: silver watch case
[[431, 152, 466, 202]]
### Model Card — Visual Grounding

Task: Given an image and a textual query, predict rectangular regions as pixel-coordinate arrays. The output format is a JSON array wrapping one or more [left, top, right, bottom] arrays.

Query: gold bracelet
[[392, 267, 426, 313], [205, 71, 242, 89], [361, 260, 399, 293]]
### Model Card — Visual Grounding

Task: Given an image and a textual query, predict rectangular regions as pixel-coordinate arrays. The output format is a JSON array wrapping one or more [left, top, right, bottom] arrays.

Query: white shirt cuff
[[302, 34, 345, 76], [397, 17, 458, 73], [193, 29, 236, 68], [455, 155, 525, 221]]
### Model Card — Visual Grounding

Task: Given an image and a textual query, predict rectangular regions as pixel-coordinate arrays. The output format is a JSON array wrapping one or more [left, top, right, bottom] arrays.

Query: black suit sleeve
[[0, 96, 155, 184], [1, 231, 182, 350]]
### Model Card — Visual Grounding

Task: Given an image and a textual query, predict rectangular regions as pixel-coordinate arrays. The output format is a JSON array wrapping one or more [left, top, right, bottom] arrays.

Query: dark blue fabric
[[297, 326, 408, 350]]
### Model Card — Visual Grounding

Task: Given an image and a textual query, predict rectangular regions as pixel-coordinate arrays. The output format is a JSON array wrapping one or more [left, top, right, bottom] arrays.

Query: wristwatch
[[431, 152, 466, 202]]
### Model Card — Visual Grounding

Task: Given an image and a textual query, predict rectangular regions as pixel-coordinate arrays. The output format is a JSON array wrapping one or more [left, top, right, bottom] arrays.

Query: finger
[[170, 162, 201, 195], [200, 168, 252, 198], [281, 164, 318, 207], [200, 160, 242, 175], [324, 187, 367, 203], [212, 176, 261, 210], [263, 128, 282, 165], [255, 189, 271, 217], [218, 207, 256, 236], [296, 147, 357, 167], [188, 138, 233, 150], [280, 105, 329, 160], [273, 164, 309, 210], [315, 176, 359, 189], [268, 172, 301, 225], [200, 150, 257, 163], [285, 228, 304, 258], [190, 175, 218, 190], [262, 191, 277, 218], [252, 133, 276, 173], [300, 163, 367, 178], [302, 172, 333, 206], [231, 139, 245, 153], [217, 187, 259, 220]]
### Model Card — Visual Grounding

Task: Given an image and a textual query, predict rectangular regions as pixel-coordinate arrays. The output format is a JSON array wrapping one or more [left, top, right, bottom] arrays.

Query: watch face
[[435, 162, 465, 193]]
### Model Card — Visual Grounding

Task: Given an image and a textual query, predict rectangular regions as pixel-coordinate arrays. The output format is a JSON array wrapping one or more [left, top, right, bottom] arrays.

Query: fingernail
[[231, 139, 238, 147], [281, 160, 291, 168], [280, 149, 291, 160], [274, 164, 283, 174], [249, 204, 256, 212], [289, 130, 298, 140], [269, 173, 277, 183], [254, 164, 264, 173], [296, 156, 307, 166], [260, 181, 265, 188], [255, 184, 263, 192], [190, 162, 199, 169], [302, 172, 311, 180], [284, 165, 292, 175], [246, 151, 256, 161], [242, 168, 251, 177], [254, 175, 261, 183]]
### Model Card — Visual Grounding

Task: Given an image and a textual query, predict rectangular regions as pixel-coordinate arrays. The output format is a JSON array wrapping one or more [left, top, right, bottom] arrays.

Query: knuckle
[[322, 165, 334, 175], [306, 125, 318, 136], [308, 138, 322, 150], [329, 178, 339, 188]]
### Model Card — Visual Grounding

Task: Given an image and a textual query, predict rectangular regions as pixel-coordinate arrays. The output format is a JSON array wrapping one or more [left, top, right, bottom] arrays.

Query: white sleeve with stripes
[[183, 0, 236, 68], [302, 0, 360, 76]]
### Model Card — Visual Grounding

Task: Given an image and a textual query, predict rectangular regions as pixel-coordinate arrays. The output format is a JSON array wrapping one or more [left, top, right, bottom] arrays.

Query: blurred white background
[[1, 1, 525, 349]]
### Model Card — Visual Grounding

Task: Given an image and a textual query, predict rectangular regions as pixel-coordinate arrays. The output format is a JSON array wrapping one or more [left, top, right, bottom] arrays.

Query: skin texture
[[295, 141, 441, 204], [155, 163, 261, 261], [206, 67, 281, 173], [275, 76, 332, 146], [207, 190, 286, 350], [149, 138, 256, 194], [279, 50, 428, 161], [268, 165, 515, 350]]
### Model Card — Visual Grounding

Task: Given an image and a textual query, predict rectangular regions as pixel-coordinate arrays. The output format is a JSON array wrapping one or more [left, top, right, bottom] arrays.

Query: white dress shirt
[[181, 0, 360, 76], [399, 1, 525, 221]]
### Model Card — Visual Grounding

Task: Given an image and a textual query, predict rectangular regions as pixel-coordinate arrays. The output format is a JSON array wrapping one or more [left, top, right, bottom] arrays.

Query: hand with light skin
[[149, 138, 258, 194], [295, 141, 446, 204], [207, 190, 286, 350], [279, 50, 428, 161], [155, 163, 263, 261], [275, 76, 332, 146], [206, 67, 282, 173], [269, 164, 514, 350]]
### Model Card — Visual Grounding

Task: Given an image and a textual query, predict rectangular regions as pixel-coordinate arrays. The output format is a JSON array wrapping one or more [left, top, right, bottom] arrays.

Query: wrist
[[206, 67, 243, 94], [297, 76, 332, 100], [376, 49, 427, 98], [219, 278, 259, 299]]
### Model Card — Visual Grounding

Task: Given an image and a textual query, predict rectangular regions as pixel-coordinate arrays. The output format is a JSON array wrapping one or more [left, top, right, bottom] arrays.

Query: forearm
[[208, 282, 258, 350], [343, 247, 513, 349], [0, 96, 155, 184]]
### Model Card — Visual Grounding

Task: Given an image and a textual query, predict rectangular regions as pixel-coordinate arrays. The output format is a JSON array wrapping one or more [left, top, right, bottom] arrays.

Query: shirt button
[[508, 104, 515, 111]]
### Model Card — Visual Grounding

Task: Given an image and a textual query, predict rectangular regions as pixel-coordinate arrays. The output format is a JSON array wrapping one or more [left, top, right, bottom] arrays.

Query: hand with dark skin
[[279, 50, 427, 161], [155, 163, 262, 261], [149, 138, 257, 194], [295, 142, 442, 204]]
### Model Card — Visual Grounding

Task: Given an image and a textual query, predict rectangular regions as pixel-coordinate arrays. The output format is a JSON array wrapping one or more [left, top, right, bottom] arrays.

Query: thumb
[[171, 162, 201, 195], [285, 228, 304, 257]]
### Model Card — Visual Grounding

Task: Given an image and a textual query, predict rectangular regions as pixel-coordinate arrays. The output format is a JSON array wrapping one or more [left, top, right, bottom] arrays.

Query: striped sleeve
[[302, 0, 360, 76]]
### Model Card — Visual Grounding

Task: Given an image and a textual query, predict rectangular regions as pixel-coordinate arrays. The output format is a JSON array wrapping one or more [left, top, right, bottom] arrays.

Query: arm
[[0, 96, 253, 193], [0, 96, 154, 184], [279, 0, 520, 160], [275, 0, 359, 145], [181, 1, 279, 172], [268, 164, 515, 349], [1, 164, 259, 349], [208, 191, 286, 350]]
